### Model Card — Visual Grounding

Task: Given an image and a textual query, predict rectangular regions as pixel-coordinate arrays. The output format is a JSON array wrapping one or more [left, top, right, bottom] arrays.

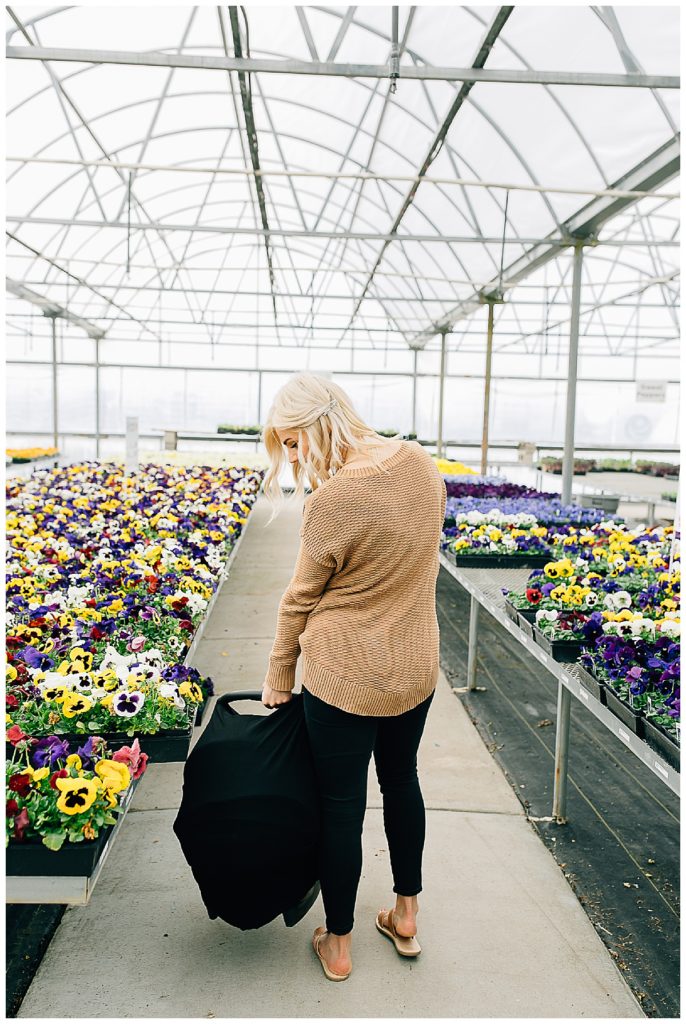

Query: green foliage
[[217, 424, 262, 435]]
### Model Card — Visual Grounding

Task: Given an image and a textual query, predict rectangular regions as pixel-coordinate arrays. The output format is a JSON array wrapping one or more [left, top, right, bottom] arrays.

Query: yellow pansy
[[142, 545, 163, 563], [43, 685, 69, 703], [94, 759, 131, 794], [55, 776, 100, 816], [179, 680, 203, 703], [61, 692, 93, 718]]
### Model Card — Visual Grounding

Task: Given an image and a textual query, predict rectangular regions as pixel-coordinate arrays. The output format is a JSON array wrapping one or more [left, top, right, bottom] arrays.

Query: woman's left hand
[[262, 683, 294, 708]]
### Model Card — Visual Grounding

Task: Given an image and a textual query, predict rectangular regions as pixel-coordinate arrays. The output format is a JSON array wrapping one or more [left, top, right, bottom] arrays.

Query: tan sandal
[[312, 926, 351, 981], [375, 908, 422, 957]]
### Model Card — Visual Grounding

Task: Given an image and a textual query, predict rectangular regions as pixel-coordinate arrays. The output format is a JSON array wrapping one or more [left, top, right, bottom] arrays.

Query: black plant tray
[[194, 700, 209, 728], [571, 664, 606, 704], [532, 626, 584, 663], [642, 717, 680, 770], [61, 722, 194, 762], [7, 820, 116, 877], [504, 600, 521, 625], [517, 612, 534, 639], [453, 553, 551, 568], [604, 685, 645, 737], [11, 715, 197, 763]]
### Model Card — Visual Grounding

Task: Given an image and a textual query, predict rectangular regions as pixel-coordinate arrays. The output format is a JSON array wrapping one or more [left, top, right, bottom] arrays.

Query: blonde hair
[[261, 372, 399, 525]]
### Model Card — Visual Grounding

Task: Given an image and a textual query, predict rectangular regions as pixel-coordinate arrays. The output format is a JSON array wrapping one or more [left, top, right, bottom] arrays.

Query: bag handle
[[217, 690, 264, 707]]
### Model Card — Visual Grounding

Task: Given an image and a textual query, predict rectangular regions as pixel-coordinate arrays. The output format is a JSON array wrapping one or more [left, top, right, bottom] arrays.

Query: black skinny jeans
[[302, 686, 435, 936]]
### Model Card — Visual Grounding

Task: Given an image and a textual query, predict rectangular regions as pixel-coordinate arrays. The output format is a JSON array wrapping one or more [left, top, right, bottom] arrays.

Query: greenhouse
[[5, 4, 680, 1019]]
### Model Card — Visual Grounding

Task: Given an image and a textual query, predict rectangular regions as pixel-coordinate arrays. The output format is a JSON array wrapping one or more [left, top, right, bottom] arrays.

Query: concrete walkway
[[18, 493, 643, 1018]]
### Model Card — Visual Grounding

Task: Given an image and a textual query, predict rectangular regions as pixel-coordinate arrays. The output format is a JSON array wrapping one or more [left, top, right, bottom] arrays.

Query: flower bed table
[[438, 554, 679, 823], [6, 777, 139, 906], [5, 474, 256, 903]]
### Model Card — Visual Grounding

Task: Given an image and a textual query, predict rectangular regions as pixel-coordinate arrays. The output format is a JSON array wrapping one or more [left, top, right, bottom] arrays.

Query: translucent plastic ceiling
[[5, 5, 680, 356]]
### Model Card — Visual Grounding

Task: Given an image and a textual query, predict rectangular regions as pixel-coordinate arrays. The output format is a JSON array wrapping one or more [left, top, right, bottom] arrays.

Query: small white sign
[[125, 416, 139, 475], [636, 380, 667, 403]]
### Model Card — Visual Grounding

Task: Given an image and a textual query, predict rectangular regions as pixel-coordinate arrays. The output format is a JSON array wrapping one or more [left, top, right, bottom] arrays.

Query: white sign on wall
[[636, 380, 667, 403], [125, 416, 139, 475]]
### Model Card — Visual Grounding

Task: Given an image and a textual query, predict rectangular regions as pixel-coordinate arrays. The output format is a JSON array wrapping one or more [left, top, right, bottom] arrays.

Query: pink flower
[[6, 724, 27, 746], [112, 737, 149, 780], [128, 636, 146, 653]]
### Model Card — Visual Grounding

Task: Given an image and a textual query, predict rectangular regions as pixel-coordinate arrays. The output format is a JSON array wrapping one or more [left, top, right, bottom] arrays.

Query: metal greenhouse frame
[[5, 5, 680, 481]]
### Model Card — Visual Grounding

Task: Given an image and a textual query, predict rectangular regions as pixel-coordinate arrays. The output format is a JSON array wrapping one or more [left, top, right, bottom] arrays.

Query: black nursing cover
[[173, 691, 321, 930]]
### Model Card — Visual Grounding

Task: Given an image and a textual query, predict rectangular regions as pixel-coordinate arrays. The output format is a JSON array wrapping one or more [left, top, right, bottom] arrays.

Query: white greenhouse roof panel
[[5, 5, 679, 355]]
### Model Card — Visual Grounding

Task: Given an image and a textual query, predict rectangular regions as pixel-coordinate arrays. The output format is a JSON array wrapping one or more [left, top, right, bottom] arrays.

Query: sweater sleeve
[[264, 498, 336, 692]]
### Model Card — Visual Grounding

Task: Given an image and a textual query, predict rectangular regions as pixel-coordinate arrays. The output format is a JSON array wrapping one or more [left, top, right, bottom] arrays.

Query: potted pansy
[[7, 645, 209, 761], [448, 511, 552, 567], [533, 608, 605, 662], [643, 694, 680, 769], [579, 628, 680, 743], [6, 729, 147, 875]]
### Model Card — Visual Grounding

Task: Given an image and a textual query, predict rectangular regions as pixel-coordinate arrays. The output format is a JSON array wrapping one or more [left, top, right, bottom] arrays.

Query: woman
[[260, 373, 447, 982]]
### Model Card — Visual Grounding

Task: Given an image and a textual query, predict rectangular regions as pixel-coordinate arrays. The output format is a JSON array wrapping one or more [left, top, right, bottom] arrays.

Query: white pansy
[[658, 620, 681, 639], [137, 648, 167, 668], [100, 644, 137, 682], [38, 673, 76, 693], [66, 585, 91, 606], [71, 674, 98, 692], [628, 618, 656, 637], [602, 621, 634, 636], [159, 682, 186, 709], [585, 592, 598, 607], [604, 590, 632, 611], [464, 510, 485, 525], [536, 609, 558, 623]]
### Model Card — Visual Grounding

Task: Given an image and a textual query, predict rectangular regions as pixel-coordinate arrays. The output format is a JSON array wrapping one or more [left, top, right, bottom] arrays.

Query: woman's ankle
[[395, 894, 418, 915]]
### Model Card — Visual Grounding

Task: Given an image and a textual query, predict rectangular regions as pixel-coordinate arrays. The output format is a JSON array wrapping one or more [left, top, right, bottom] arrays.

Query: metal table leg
[[552, 680, 572, 823], [466, 596, 479, 691]]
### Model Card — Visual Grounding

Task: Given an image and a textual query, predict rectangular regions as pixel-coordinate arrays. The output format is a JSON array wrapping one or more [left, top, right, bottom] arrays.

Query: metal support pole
[[50, 314, 58, 450], [389, 7, 400, 93], [669, 482, 680, 572], [552, 681, 572, 822], [480, 300, 494, 475], [561, 244, 584, 505], [437, 327, 447, 458], [94, 337, 101, 458], [466, 596, 480, 691], [411, 347, 418, 436]]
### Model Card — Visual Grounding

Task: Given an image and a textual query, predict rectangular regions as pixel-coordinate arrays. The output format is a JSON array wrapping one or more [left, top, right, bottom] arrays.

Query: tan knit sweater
[[264, 440, 447, 716]]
